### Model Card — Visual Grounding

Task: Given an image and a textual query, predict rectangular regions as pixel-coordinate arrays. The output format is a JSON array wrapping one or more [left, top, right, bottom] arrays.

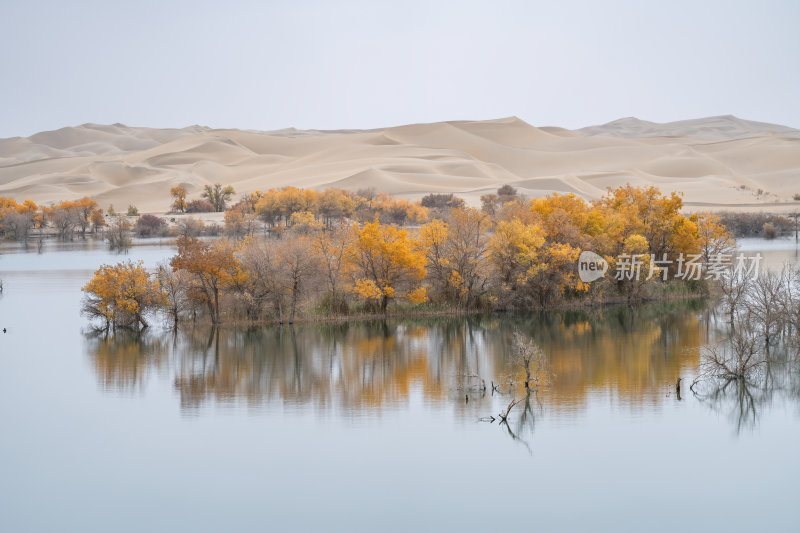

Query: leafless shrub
[[157, 263, 191, 327], [512, 330, 551, 389], [107, 218, 132, 251], [177, 216, 205, 238], [1, 211, 34, 241], [747, 269, 786, 345], [718, 266, 751, 322], [698, 324, 767, 381]]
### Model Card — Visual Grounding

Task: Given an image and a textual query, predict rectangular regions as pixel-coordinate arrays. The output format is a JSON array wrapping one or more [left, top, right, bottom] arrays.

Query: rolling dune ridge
[[1, 116, 798, 213]]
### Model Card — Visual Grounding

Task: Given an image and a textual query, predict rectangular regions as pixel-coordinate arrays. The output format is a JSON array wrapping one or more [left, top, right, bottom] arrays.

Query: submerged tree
[[511, 330, 550, 390]]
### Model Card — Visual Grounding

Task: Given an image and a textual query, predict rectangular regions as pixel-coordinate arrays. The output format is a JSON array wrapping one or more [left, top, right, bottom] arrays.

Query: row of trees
[[0, 196, 106, 241], [83, 185, 734, 329]]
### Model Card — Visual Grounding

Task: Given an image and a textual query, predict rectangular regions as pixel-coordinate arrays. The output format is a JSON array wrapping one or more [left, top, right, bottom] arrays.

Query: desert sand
[[1, 115, 799, 214]]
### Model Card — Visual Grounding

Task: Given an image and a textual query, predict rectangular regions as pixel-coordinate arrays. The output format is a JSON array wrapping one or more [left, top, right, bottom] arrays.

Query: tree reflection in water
[[85, 299, 790, 435], [692, 355, 800, 434]]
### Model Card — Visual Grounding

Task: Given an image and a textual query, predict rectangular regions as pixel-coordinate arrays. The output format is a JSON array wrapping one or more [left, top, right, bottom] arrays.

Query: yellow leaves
[[670, 216, 700, 255], [420, 218, 449, 249], [407, 286, 428, 305], [353, 279, 384, 300], [488, 218, 546, 272], [82, 260, 166, 327], [623, 234, 649, 254], [289, 210, 324, 232], [348, 220, 427, 309], [694, 211, 735, 261], [170, 186, 187, 212]]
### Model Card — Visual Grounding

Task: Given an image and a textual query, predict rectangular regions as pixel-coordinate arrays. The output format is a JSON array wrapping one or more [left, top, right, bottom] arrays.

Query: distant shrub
[[762, 222, 777, 239], [177, 216, 205, 237], [420, 193, 465, 210], [134, 214, 167, 237], [186, 199, 215, 213], [497, 184, 518, 197], [205, 222, 222, 236], [794, 193, 800, 201], [126, 205, 139, 217], [716, 211, 792, 238]]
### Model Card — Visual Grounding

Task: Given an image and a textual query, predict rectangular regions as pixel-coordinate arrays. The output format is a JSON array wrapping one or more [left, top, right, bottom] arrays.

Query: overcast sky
[[1, 0, 798, 138]]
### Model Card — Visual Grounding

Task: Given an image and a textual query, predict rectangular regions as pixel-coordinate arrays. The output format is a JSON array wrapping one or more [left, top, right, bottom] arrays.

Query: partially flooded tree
[[718, 266, 751, 323], [698, 324, 767, 381], [50, 201, 81, 240], [512, 330, 550, 390], [82, 260, 166, 330], [107, 217, 132, 251], [748, 270, 785, 346], [157, 262, 190, 328], [170, 236, 244, 324]]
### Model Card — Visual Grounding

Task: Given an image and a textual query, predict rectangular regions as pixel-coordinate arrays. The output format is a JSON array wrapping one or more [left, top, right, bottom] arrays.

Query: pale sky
[[1, 0, 799, 138]]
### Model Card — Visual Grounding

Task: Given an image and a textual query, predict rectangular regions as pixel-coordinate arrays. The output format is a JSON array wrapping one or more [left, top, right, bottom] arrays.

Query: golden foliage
[[82, 260, 166, 329], [348, 220, 427, 311]]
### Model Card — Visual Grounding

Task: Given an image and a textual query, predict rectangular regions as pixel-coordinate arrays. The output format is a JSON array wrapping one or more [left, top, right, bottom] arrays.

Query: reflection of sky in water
[[1, 240, 799, 532], [736, 237, 800, 270]]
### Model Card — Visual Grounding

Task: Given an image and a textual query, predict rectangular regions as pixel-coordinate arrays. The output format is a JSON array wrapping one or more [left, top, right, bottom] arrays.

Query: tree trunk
[[212, 286, 220, 324], [289, 280, 298, 324]]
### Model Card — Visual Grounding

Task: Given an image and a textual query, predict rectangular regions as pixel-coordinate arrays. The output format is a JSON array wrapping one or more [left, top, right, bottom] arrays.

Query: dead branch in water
[[497, 398, 521, 423]]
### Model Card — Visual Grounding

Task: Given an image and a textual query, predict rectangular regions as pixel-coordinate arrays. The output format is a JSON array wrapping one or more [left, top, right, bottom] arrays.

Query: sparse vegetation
[[715, 211, 792, 238]]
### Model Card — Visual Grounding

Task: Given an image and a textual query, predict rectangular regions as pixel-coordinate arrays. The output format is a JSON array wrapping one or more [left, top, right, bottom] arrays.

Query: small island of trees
[[73, 184, 737, 330]]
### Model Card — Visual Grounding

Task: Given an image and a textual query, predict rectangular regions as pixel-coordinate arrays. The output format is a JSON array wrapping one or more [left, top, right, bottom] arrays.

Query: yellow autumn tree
[[420, 207, 489, 307], [694, 211, 735, 263], [170, 186, 187, 213], [170, 236, 246, 323], [348, 220, 427, 312], [82, 260, 166, 329], [487, 218, 546, 286]]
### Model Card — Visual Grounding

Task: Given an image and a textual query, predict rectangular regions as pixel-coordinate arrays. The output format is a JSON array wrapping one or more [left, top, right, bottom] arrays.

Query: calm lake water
[[1, 238, 799, 532]]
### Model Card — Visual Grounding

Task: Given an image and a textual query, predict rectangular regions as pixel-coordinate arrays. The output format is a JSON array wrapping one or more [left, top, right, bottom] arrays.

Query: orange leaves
[[171, 236, 243, 287], [353, 279, 385, 301], [171, 236, 245, 323], [82, 260, 166, 329]]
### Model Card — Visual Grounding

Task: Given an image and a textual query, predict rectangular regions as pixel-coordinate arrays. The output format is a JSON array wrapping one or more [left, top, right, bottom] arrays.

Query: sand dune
[[1, 115, 799, 213]]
